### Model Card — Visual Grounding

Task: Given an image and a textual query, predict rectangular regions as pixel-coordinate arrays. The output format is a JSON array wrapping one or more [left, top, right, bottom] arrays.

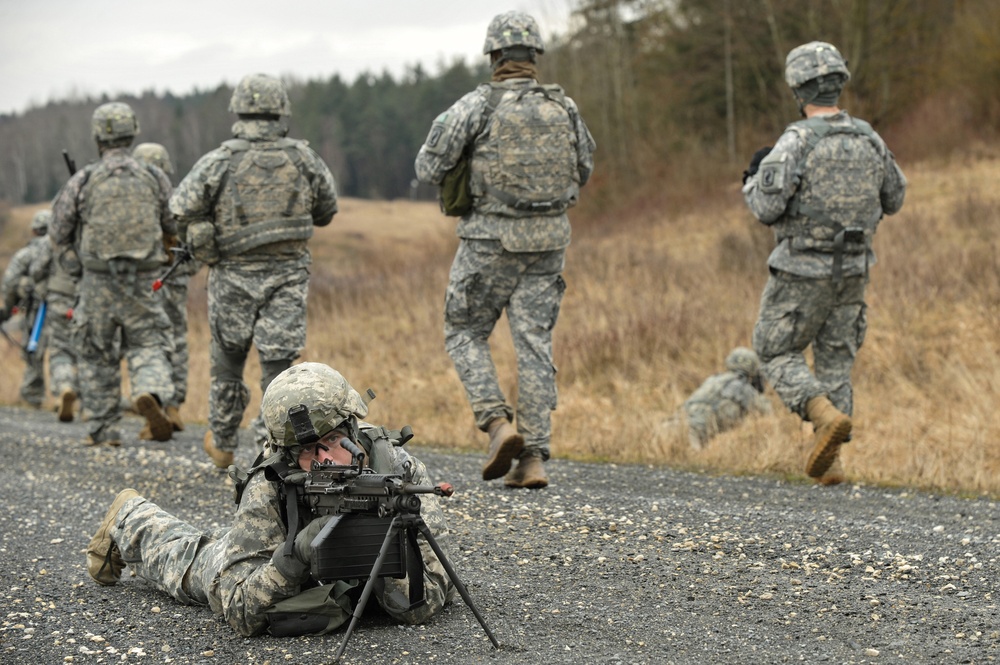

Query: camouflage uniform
[[2, 232, 50, 406], [29, 236, 81, 404], [170, 77, 337, 456], [683, 348, 772, 448], [98, 364, 454, 637], [50, 103, 176, 443], [744, 43, 907, 423], [414, 14, 596, 466], [132, 143, 200, 418]]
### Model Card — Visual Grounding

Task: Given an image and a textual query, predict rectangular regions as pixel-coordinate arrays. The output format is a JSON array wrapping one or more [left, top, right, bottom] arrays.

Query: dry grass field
[[3, 145, 999, 496]]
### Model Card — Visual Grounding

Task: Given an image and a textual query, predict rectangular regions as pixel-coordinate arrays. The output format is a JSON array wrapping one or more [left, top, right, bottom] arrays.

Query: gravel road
[[1, 404, 997, 664]]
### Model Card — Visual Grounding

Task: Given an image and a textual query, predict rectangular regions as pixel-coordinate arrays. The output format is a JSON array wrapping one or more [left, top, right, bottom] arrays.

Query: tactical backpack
[[79, 158, 161, 264], [773, 116, 886, 279], [212, 138, 315, 259]]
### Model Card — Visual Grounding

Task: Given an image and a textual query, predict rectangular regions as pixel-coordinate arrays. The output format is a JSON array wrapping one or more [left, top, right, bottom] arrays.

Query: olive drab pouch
[[439, 154, 473, 217], [264, 580, 358, 637]]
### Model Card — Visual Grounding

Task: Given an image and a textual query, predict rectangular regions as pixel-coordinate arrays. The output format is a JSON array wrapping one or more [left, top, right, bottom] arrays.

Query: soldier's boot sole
[[504, 456, 549, 489], [58, 389, 76, 422], [135, 393, 172, 442], [482, 420, 524, 481], [805, 416, 852, 478]]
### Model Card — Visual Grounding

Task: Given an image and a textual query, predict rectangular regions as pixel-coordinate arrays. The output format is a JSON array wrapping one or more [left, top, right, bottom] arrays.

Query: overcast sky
[[0, 0, 573, 116]]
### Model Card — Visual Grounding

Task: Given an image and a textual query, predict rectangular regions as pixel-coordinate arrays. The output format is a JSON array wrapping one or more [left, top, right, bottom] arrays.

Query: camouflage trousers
[[444, 239, 566, 460], [74, 269, 174, 439], [16, 307, 47, 405], [207, 264, 308, 451], [159, 274, 192, 408], [45, 291, 78, 396], [112, 496, 220, 606], [752, 270, 868, 418]]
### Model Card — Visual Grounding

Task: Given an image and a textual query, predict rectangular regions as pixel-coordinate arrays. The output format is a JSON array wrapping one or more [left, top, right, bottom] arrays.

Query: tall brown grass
[[3, 151, 999, 496]]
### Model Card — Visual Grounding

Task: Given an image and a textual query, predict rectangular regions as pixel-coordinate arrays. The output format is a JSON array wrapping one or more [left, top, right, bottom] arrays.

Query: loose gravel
[[0, 405, 997, 664]]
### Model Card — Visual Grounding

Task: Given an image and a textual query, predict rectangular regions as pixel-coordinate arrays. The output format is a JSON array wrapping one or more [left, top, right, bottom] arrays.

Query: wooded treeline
[[1, 0, 997, 212]]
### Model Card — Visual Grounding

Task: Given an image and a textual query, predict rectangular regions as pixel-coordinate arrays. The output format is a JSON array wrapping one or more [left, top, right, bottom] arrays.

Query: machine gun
[[287, 404, 500, 662]]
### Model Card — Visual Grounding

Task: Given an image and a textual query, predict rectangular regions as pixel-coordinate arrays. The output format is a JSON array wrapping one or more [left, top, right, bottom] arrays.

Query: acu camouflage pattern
[[50, 146, 176, 440], [2, 235, 51, 405], [30, 238, 81, 397], [108, 436, 453, 636], [229, 73, 292, 117], [91, 102, 139, 143], [169, 118, 337, 453], [415, 80, 595, 252], [683, 348, 771, 448], [745, 103, 905, 420], [482, 11, 546, 54], [744, 111, 906, 279], [260, 362, 369, 447], [443, 239, 565, 460], [784, 42, 850, 90]]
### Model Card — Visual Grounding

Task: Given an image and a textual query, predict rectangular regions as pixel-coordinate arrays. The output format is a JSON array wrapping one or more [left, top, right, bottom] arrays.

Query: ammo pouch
[[439, 154, 472, 217], [264, 580, 358, 637], [187, 221, 220, 265]]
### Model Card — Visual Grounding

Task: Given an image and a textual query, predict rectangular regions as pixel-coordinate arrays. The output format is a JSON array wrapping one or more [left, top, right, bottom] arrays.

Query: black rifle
[[151, 243, 193, 291], [62, 149, 77, 176], [288, 405, 500, 662]]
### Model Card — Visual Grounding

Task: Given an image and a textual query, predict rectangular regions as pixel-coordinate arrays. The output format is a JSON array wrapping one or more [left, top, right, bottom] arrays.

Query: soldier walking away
[[682, 347, 772, 449], [414, 11, 596, 489], [85, 362, 455, 637], [1, 210, 52, 408], [50, 102, 177, 447], [742, 42, 907, 485], [29, 209, 81, 421], [132, 142, 197, 438], [170, 74, 338, 470]]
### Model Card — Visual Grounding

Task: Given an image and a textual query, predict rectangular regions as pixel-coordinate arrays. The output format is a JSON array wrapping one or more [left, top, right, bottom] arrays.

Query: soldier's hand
[[294, 514, 334, 566], [742, 146, 773, 184], [162, 233, 180, 265]]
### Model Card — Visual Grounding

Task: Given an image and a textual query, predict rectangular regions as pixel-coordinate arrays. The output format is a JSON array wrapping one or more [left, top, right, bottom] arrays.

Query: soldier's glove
[[0, 306, 9, 324], [742, 146, 773, 184], [270, 514, 334, 583], [162, 233, 180, 265]]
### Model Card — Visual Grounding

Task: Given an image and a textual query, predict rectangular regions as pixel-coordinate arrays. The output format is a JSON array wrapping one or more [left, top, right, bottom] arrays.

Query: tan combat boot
[[135, 393, 173, 442], [817, 455, 846, 486], [504, 455, 549, 489], [87, 488, 140, 586], [165, 405, 184, 432], [481, 418, 524, 481], [804, 396, 852, 479], [204, 431, 235, 470], [58, 388, 76, 423]]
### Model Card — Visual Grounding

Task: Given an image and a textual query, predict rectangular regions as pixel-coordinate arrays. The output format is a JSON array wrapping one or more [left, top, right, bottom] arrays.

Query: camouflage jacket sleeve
[[877, 138, 907, 216], [28, 238, 53, 286], [564, 95, 597, 186], [209, 472, 305, 637], [742, 127, 802, 224], [414, 87, 490, 186], [2, 245, 34, 307], [300, 145, 338, 226], [168, 149, 229, 235], [150, 166, 177, 236], [50, 168, 90, 247], [375, 446, 457, 624]]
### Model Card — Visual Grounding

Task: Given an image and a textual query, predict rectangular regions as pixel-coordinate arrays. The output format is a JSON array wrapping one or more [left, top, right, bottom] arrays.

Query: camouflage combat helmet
[[784, 41, 850, 90], [132, 142, 174, 175], [483, 11, 545, 54], [228, 73, 292, 117], [91, 102, 140, 143], [31, 210, 52, 235], [261, 362, 368, 449], [725, 347, 761, 377]]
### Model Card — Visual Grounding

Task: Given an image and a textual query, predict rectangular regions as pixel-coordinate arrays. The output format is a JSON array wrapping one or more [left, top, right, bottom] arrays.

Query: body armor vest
[[80, 158, 161, 265]]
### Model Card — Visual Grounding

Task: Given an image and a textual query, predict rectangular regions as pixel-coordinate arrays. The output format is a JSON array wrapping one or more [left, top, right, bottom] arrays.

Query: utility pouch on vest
[[187, 221, 220, 265], [264, 580, 357, 637], [439, 155, 472, 217]]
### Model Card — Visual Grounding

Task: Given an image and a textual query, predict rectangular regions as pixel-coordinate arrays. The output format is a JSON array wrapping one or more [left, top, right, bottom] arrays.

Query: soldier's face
[[297, 431, 353, 469]]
